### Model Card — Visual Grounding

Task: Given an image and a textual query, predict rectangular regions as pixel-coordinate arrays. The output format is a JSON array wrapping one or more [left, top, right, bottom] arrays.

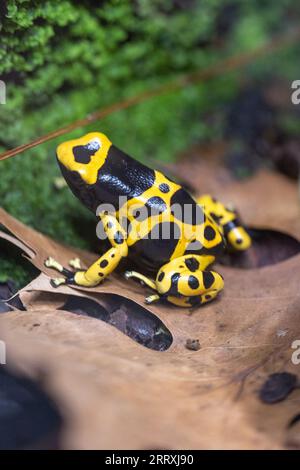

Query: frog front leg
[[45, 213, 128, 287], [125, 254, 224, 307]]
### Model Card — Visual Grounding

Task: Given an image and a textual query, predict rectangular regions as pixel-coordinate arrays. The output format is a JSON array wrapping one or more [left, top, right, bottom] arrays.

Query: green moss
[[0, 0, 299, 287]]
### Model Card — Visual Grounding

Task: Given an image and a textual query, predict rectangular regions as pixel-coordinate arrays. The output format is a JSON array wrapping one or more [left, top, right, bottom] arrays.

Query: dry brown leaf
[[1, 156, 300, 449], [1, 294, 300, 450]]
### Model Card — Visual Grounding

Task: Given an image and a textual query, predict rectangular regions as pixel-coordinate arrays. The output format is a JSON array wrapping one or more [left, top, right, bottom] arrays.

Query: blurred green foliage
[[0, 0, 299, 285]]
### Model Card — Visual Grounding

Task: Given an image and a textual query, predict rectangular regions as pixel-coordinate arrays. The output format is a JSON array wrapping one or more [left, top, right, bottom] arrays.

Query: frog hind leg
[[197, 194, 251, 251], [125, 254, 224, 308], [45, 213, 128, 287], [165, 288, 220, 308], [155, 255, 224, 307]]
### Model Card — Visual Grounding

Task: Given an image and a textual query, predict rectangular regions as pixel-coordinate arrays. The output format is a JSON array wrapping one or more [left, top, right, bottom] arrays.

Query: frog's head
[[57, 132, 112, 185], [56, 132, 112, 212], [200, 195, 251, 251]]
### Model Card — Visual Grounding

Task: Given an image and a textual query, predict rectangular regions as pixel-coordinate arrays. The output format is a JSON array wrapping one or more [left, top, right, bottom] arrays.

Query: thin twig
[[1, 27, 299, 162]]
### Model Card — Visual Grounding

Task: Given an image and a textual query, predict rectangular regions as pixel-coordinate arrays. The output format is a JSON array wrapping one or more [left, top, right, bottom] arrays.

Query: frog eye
[[73, 138, 101, 164]]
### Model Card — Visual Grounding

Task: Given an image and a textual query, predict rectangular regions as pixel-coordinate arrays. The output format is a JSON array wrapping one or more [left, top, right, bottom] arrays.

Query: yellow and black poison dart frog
[[45, 132, 251, 308]]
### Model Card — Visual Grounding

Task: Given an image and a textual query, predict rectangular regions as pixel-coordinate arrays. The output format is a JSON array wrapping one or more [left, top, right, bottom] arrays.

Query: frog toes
[[69, 257, 82, 270], [145, 294, 160, 304], [45, 257, 64, 272], [124, 270, 144, 284], [50, 277, 66, 288]]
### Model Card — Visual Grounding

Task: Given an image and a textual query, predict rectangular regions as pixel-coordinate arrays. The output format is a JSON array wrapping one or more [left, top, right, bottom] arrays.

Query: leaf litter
[[0, 151, 300, 449]]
